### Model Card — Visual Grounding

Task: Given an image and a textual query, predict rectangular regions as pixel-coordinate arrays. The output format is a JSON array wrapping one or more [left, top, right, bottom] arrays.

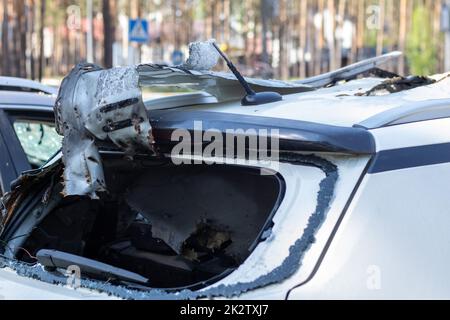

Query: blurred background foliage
[[0, 0, 449, 82]]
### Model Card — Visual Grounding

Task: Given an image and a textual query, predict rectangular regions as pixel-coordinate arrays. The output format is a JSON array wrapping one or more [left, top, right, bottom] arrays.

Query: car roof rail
[[354, 98, 450, 129], [295, 51, 403, 88]]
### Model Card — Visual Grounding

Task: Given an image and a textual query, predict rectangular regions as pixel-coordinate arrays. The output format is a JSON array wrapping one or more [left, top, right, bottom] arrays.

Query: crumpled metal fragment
[[356, 75, 437, 96], [183, 40, 220, 71], [54, 63, 154, 199]]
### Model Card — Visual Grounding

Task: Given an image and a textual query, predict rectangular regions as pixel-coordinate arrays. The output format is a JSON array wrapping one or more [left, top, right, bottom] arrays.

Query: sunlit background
[[1, 0, 449, 84]]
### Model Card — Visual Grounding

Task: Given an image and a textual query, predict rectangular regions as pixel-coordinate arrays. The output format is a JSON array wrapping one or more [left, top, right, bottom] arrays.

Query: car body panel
[[371, 117, 450, 151], [0, 76, 58, 96], [223, 155, 372, 299], [0, 267, 112, 299], [289, 161, 450, 299], [288, 115, 450, 299]]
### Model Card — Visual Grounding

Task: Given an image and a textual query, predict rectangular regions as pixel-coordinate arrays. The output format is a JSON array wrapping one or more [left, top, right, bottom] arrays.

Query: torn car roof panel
[[54, 63, 155, 199], [137, 64, 314, 102]]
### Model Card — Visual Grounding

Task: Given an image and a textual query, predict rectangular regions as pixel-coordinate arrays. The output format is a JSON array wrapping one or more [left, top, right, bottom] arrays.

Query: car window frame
[[0, 107, 55, 194]]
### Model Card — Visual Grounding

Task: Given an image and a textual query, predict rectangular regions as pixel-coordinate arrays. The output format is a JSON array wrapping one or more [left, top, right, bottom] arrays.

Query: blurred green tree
[[406, 5, 437, 75]]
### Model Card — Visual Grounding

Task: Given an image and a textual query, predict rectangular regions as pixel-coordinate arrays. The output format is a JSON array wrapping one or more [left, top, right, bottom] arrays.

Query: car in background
[[0, 76, 58, 96], [0, 82, 61, 196]]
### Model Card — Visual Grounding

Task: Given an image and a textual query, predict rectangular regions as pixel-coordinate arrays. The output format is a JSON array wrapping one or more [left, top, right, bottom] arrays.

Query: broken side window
[[13, 120, 62, 168]]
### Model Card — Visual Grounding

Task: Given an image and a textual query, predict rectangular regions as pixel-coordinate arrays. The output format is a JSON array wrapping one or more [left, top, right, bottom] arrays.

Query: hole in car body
[[16, 154, 284, 290]]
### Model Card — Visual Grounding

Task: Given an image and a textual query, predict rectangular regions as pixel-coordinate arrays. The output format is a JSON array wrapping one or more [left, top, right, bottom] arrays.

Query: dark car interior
[[14, 155, 284, 290]]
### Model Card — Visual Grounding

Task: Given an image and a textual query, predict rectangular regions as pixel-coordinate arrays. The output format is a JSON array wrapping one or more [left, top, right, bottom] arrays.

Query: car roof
[[2, 72, 447, 131], [0, 91, 55, 111], [0, 76, 58, 96], [185, 75, 450, 128]]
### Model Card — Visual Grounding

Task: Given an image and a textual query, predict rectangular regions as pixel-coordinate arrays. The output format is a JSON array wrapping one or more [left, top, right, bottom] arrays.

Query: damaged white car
[[1, 42, 450, 300]]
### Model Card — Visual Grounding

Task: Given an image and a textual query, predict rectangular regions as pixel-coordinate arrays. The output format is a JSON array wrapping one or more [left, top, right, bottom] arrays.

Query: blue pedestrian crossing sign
[[129, 19, 149, 43]]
